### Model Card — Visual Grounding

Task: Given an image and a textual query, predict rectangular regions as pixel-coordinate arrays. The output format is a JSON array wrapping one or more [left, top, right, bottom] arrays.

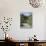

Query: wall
[[0, 0, 46, 40]]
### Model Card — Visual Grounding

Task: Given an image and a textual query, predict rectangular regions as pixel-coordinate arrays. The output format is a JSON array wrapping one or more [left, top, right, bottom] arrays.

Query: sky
[[21, 12, 32, 16]]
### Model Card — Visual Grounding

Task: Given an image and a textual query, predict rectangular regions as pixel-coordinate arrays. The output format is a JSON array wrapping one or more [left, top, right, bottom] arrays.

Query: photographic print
[[20, 12, 32, 28]]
